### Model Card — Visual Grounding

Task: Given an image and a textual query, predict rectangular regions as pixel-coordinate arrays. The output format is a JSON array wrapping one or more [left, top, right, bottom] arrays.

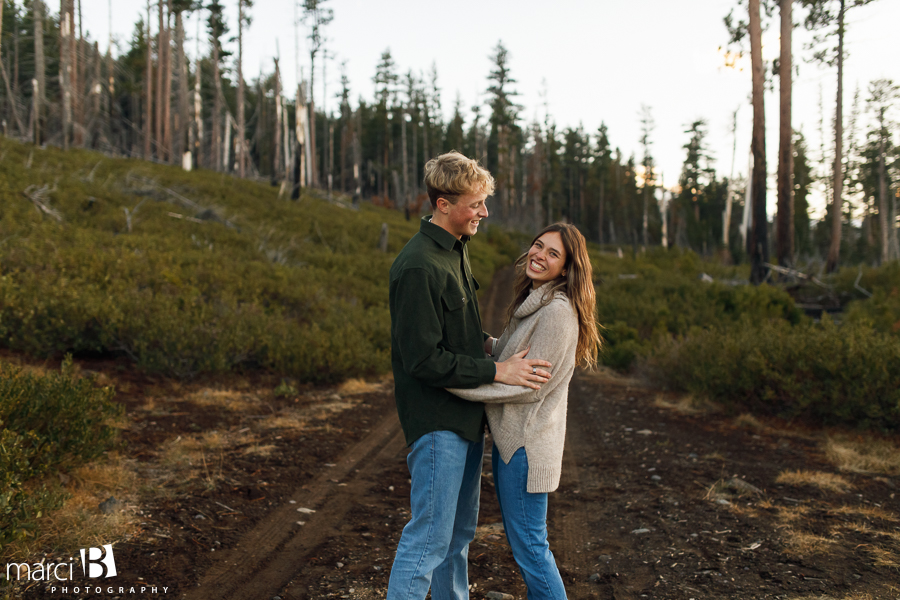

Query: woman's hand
[[494, 346, 552, 390]]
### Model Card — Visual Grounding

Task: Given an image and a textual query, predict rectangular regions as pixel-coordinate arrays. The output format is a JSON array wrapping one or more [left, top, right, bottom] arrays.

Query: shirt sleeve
[[393, 267, 496, 388], [447, 302, 577, 405]]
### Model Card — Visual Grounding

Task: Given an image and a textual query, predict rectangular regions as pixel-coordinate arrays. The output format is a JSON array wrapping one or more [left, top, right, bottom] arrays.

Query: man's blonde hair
[[424, 151, 495, 209]]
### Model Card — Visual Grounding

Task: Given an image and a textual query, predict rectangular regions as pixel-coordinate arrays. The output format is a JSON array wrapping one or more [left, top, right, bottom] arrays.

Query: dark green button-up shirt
[[389, 217, 496, 446]]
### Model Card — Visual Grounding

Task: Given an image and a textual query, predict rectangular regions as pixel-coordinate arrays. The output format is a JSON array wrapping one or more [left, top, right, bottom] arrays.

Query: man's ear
[[436, 197, 450, 213]]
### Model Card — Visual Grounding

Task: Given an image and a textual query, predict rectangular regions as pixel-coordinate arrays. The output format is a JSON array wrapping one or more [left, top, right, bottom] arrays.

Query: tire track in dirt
[[550, 374, 660, 600], [553, 422, 596, 599], [184, 263, 516, 600], [184, 409, 404, 600]]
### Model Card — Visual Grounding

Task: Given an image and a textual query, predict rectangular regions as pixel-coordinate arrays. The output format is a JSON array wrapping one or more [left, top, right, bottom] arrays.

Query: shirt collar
[[420, 215, 468, 251]]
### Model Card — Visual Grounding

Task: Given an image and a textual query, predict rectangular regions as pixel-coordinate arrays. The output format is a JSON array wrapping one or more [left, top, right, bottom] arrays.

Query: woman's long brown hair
[[505, 223, 601, 368]]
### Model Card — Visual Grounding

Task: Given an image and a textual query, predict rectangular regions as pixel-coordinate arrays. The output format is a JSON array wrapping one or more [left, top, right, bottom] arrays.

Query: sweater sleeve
[[447, 301, 577, 405]]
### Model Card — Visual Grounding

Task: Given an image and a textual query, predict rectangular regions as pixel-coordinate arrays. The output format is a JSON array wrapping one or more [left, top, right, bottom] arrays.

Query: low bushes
[[0, 358, 121, 548], [593, 249, 802, 370], [0, 139, 514, 381], [592, 249, 900, 431], [648, 317, 900, 431]]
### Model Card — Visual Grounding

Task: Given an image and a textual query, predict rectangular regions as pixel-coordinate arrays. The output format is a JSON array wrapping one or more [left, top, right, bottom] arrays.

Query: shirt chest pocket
[[441, 288, 472, 349]]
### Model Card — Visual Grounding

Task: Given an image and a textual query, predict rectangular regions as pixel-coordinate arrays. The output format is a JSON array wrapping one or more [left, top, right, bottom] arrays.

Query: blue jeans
[[494, 447, 567, 600], [387, 430, 484, 600]]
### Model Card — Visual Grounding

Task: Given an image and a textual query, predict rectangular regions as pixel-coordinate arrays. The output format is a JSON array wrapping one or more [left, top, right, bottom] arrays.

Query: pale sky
[[80, 0, 900, 217]]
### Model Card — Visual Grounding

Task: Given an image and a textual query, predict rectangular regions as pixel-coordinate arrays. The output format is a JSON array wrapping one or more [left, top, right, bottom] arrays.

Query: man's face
[[442, 191, 489, 239]]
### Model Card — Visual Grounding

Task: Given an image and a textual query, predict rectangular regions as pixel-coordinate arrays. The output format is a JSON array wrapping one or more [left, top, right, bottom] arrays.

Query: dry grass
[[734, 413, 766, 431], [862, 545, 900, 569], [780, 528, 837, 556], [776, 504, 811, 524], [2, 455, 141, 563], [156, 433, 229, 489], [337, 378, 383, 396], [263, 410, 311, 430], [260, 395, 362, 431], [789, 594, 884, 600], [243, 443, 277, 457], [832, 505, 899, 523], [185, 388, 265, 412], [776, 470, 854, 494], [580, 366, 649, 388], [654, 393, 699, 414], [825, 435, 900, 476]]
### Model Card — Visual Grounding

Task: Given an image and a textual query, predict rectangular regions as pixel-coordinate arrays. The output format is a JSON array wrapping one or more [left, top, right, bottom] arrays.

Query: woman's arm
[[448, 301, 577, 404]]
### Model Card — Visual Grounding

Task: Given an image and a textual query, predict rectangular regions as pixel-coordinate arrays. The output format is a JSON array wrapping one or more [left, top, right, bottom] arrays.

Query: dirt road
[[18, 269, 898, 600]]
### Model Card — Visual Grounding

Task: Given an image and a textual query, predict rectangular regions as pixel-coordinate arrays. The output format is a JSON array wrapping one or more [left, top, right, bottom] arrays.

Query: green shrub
[[843, 285, 900, 336], [0, 139, 512, 381], [648, 317, 900, 431], [0, 357, 121, 548], [591, 248, 802, 369]]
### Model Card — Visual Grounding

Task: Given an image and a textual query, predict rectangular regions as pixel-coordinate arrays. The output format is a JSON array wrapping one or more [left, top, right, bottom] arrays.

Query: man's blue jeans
[[494, 447, 567, 600], [387, 430, 484, 600]]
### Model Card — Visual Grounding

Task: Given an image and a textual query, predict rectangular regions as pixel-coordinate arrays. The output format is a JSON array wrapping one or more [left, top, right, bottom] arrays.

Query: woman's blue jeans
[[386, 430, 484, 600], [494, 447, 567, 600]]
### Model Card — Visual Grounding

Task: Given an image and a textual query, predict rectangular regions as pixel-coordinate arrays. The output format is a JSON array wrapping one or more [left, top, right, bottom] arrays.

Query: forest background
[[0, 0, 898, 269]]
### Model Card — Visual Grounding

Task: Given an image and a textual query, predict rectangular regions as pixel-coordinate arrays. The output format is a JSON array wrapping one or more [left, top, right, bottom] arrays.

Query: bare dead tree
[[34, 0, 46, 144], [273, 57, 282, 184], [236, 0, 245, 177], [144, 0, 152, 160], [173, 2, 189, 165], [749, 0, 770, 283], [302, 0, 333, 188], [60, 0, 74, 149], [776, 0, 794, 266]]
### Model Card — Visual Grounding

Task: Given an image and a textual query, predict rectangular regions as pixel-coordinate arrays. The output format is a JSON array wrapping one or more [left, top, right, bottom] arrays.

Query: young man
[[387, 151, 552, 600]]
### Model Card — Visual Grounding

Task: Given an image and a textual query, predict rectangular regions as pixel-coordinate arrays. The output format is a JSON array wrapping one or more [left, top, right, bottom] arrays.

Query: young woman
[[449, 223, 601, 599]]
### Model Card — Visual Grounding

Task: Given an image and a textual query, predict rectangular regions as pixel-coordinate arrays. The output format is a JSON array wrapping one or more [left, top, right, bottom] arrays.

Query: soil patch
[[7, 269, 900, 600]]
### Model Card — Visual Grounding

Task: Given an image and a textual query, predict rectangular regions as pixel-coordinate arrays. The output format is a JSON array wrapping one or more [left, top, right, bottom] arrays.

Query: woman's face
[[526, 231, 567, 288]]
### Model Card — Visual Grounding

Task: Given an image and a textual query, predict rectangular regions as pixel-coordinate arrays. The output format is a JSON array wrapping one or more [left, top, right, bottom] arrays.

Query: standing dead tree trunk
[[291, 82, 307, 199], [302, 1, 333, 188], [144, 0, 152, 160], [825, 0, 845, 273], [59, 0, 75, 149], [192, 54, 202, 168], [273, 57, 282, 185], [155, 0, 163, 159], [236, 0, 245, 178], [776, 0, 794, 266], [174, 6, 189, 167], [401, 106, 409, 216], [724, 108, 738, 247], [90, 41, 100, 147], [34, 0, 46, 144], [749, 0, 770, 284]]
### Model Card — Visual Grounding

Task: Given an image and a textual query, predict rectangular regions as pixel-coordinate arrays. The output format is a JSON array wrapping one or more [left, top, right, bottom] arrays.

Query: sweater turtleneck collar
[[514, 282, 559, 319]]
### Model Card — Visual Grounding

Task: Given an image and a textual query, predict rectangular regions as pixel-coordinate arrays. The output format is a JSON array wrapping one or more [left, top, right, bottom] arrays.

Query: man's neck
[[429, 213, 461, 240]]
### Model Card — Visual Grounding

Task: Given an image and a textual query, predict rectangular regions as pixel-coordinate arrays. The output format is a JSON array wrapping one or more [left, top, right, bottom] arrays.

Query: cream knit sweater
[[448, 282, 578, 493]]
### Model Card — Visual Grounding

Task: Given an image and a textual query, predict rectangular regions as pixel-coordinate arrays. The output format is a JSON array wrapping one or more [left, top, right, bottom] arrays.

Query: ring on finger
[[532, 366, 537, 375]]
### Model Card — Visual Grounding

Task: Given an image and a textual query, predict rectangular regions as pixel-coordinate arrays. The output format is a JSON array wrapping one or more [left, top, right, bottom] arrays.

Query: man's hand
[[494, 347, 552, 390]]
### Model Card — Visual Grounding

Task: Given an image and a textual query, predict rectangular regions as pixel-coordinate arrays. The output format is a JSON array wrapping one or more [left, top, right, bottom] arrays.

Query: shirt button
[[462, 296, 466, 302]]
